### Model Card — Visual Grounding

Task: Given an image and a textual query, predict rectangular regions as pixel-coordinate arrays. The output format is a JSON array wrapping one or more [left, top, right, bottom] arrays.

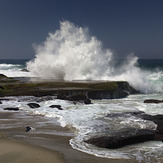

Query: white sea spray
[[26, 20, 163, 93]]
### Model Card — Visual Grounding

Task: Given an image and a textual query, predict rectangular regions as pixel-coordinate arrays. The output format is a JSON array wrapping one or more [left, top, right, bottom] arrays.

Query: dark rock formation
[[0, 77, 138, 99], [0, 101, 2, 104], [27, 103, 40, 108], [85, 111, 163, 149], [21, 69, 29, 72], [83, 98, 91, 104], [57, 93, 67, 100], [0, 86, 4, 90], [49, 105, 63, 110], [0, 98, 10, 101], [106, 111, 163, 135], [66, 94, 87, 101], [57, 94, 91, 104], [85, 128, 155, 149], [36, 96, 55, 102], [25, 126, 31, 132], [0, 74, 7, 78], [87, 82, 138, 99], [3, 107, 19, 111], [144, 99, 163, 104], [66, 94, 91, 104]]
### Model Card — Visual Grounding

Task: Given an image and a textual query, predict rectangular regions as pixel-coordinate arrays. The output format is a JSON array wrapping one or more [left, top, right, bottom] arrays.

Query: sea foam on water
[[26, 21, 162, 93]]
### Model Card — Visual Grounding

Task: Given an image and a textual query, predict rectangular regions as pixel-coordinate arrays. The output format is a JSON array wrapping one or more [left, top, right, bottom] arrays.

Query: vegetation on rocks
[[0, 74, 138, 99]]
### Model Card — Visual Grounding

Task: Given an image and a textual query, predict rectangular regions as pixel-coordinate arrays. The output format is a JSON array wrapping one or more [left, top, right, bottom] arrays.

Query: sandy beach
[[0, 137, 64, 163], [0, 110, 139, 163]]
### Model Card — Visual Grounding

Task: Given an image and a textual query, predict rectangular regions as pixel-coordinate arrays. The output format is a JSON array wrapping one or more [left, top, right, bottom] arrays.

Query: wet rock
[[36, 96, 56, 102], [144, 99, 163, 104], [3, 107, 19, 111], [87, 81, 138, 99], [27, 103, 40, 108], [106, 111, 163, 123], [0, 74, 7, 79], [85, 128, 155, 149], [57, 93, 91, 104], [66, 94, 87, 101], [0, 98, 10, 101], [49, 105, 63, 110], [83, 98, 91, 104], [0, 86, 4, 90], [0, 101, 2, 104], [57, 93, 67, 100], [106, 111, 163, 142], [0, 74, 7, 77], [21, 68, 29, 72], [66, 94, 91, 104], [25, 126, 31, 132]]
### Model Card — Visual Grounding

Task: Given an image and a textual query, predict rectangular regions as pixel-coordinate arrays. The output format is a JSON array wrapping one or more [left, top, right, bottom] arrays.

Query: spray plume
[[27, 21, 161, 93]]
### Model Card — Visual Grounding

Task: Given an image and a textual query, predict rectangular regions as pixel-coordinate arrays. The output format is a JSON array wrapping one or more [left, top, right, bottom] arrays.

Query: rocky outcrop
[[85, 128, 154, 149], [49, 105, 63, 110], [144, 99, 163, 104], [85, 111, 163, 149], [0, 74, 7, 79], [27, 103, 40, 108], [66, 94, 91, 104], [0, 76, 138, 99], [57, 94, 91, 104], [87, 81, 138, 99], [3, 107, 19, 111]]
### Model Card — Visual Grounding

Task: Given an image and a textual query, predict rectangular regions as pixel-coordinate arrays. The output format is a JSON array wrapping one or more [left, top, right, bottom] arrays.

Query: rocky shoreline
[[0, 74, 137, 99], [85, 111, 163, 149], [1, 73, 163, 153]]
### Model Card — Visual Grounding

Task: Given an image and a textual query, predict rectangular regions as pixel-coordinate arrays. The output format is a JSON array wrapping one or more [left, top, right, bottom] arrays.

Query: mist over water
[[27, 21, 162, 93]]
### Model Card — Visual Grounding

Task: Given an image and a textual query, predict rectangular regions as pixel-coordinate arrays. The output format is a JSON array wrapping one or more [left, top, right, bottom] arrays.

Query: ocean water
[[0, 21, 163, 162], [0, 59, 163, 162]]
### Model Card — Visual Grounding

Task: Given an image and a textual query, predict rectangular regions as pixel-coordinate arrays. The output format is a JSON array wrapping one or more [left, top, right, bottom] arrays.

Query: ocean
[[0, 21, 163, 162], [0, 58, 163, 162]]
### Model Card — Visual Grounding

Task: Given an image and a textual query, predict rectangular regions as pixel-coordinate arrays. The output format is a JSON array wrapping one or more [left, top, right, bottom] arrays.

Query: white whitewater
[[26, 21, 162, 93]]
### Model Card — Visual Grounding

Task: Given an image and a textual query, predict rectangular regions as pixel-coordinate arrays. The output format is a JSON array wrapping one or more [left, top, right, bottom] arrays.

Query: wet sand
[[0, 137, 64, 163], [0, 111, 138, 163]]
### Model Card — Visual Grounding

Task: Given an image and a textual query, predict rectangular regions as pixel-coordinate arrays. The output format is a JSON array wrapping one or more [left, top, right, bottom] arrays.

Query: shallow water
[[0, 93, 163, 162]]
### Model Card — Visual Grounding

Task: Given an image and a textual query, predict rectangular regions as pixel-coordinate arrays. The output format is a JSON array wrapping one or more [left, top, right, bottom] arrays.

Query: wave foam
[[27, 21, 162, 93]]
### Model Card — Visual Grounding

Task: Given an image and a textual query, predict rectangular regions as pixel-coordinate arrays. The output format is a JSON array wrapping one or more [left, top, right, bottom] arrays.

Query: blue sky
[[0, 0, 163, 59]]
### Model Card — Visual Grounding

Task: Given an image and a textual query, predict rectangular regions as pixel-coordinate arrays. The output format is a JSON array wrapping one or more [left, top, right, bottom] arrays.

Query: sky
[[0, 0, 163, 59]]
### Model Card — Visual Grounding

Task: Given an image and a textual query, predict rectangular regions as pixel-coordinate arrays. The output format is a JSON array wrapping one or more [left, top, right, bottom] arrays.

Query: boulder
[[49, 105, 63, 110], [144, 99, 163, 104], [27, 103, 40, 108], [25, 126, 31, 132], [85, 128, 155, 149], [57, 93, 67, 100], [66, 94, 91, 104], [3, 107, 19, 111], [0, 101, 2, 104], [83, 98, 91, 104]]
